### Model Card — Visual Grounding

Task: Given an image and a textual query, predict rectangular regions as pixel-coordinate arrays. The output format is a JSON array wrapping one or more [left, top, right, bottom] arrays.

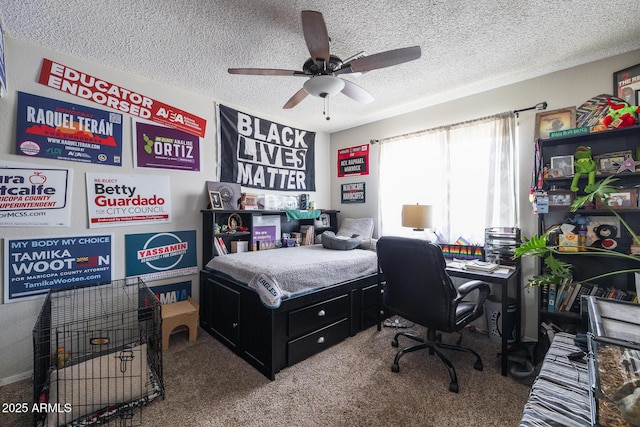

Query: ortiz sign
[[38, 58, 207, 138]]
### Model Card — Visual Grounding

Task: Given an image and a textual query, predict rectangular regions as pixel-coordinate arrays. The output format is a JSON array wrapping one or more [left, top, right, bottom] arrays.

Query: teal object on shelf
[[285, 209, 321, 220]]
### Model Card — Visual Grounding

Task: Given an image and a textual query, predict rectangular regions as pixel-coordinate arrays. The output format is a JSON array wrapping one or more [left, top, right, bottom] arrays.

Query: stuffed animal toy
[[570, 146, 596, 192], [591, 224, 619, 250], [603, 97, 638, 128]]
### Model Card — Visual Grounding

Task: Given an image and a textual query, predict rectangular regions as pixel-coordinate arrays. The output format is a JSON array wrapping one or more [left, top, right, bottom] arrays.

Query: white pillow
[[336, 218, 374, 249]]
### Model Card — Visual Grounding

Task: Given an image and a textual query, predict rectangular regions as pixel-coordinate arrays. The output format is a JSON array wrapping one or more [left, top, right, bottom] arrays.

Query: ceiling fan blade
[[335, 46, 421, 74], [301, 10, 330, 68], [341, 80, 374, 104], [283, 87, 309, 109], [228, 68, 305, 76]]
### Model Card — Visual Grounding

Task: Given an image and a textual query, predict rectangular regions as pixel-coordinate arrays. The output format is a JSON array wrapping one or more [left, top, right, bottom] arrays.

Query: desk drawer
[[288, 294, 349, 336], [288, 318, 350, 366]]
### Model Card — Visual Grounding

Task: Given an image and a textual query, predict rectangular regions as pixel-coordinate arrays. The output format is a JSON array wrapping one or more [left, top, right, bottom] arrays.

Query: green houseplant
[[515, 176, 640, 287]]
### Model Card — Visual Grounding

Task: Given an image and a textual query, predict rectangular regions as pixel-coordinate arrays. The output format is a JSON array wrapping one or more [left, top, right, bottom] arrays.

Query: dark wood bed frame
[[199, 268, 381, 380]]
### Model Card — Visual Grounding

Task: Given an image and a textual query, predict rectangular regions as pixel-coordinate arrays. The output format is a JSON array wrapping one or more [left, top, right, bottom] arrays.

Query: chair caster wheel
[[391, 339, 398, 348], [449, 382, 459, 393], [391, 363, 400, 373], [474, 360, 483, 371]]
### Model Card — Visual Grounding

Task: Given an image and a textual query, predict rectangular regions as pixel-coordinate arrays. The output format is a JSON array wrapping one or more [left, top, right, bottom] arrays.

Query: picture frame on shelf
[[534, 107, 576, 140], [613, 63, 640, 105], [209, 191, 224, 210], [548, 190, 575, 209], [593, 150, 633, 174], [550, 155, 574, 177], [596, 188, 638, 210], [227, 213, 242, 230]]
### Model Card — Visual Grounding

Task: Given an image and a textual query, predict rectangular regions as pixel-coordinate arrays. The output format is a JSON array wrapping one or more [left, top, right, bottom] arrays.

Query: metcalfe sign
[[38, 58, 207, 138]]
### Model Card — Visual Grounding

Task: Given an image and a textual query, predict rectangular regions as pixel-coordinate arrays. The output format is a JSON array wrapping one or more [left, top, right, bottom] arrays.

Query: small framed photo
[[548, 190, 575, 209], [550, 155, 574, 177], [593, 150, 633, 174], [534, 107, 576, 140], [613, 63, 640, 105], [596, 188, 638, 210], [208, 191, 224, 210]]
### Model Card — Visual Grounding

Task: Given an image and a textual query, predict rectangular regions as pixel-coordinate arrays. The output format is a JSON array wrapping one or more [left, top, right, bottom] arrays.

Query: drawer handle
[[317, 336, 325, 344], [317, 310, 326, 317]]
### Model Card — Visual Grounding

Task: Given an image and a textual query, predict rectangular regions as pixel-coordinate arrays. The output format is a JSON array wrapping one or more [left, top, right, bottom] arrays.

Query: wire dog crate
[[33, 278, 164, 426]]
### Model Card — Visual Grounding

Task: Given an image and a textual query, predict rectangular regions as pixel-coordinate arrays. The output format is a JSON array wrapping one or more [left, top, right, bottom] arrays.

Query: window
[[378, 112, 517, 244]]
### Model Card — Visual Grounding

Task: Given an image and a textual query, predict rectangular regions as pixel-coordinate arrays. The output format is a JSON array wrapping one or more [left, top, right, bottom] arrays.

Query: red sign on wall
[[38, 58, 207, 138], [337, 144, 369, 177]]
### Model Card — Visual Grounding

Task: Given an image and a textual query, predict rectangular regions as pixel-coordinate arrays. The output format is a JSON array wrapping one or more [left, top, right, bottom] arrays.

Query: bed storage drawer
[[288, 318, 350, 365], [288, 294, 349, 336]]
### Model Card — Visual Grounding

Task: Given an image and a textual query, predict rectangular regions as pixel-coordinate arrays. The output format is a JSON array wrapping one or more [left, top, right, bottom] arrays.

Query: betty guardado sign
[[86, 173, 171, 228], [125, 230, 197, 282], [4, 234, 112, 302], [0, 160, 72, 227]]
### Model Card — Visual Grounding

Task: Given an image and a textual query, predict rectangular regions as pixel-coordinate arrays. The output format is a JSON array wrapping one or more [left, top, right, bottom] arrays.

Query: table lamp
[[401, 204, 432, 231]]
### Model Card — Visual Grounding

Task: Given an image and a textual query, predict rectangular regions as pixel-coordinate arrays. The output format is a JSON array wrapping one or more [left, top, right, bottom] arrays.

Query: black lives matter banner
[[218, 105, 315, 191]]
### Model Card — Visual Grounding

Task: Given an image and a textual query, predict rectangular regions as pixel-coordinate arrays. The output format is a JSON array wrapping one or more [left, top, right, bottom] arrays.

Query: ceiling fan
[[228, 10, 421, 119]]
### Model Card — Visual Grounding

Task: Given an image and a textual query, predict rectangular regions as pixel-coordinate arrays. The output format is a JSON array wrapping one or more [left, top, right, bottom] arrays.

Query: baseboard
[[0, 370, 31, 387]]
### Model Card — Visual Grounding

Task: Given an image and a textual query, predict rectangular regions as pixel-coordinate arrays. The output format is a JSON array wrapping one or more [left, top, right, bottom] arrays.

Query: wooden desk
[[446, 263, 521, 376]]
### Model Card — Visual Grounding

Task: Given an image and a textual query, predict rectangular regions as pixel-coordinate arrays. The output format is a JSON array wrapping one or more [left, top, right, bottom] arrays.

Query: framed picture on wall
[[613, 63, 640, 105], [550, 155, 574, 177], [534, 107, 576, 140]]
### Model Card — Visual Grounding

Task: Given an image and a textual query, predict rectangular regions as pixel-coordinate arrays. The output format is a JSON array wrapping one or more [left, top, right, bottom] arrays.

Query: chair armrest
[[454, 280, 491, 316]]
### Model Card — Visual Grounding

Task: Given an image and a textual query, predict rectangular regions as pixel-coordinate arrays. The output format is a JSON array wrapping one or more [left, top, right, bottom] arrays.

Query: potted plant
[[515, 176, 640, 287]]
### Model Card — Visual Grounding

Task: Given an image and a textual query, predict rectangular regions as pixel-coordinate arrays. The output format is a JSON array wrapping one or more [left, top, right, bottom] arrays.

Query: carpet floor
[[0, 324, 530, 426]]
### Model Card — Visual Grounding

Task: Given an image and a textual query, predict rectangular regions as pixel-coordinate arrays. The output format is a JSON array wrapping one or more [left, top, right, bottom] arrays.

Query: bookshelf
[[536, 125, 640, 332]]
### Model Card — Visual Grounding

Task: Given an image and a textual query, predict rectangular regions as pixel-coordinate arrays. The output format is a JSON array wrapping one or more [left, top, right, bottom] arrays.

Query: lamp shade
[[401, 204, 432, 231], [303, 75, 345, 98]]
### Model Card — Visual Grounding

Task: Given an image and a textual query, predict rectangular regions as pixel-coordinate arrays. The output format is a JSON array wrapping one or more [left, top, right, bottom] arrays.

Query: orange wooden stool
[[161, 297, 199, 350]]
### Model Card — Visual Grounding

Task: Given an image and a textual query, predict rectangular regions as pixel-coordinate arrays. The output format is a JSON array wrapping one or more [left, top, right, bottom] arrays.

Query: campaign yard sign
[[218, 104, 315, 191], [338, 144, 369, 177], [0, 161, 73, 227], [133, 120, 201, 171], [86, 173, 171, 228], [125, 230, 197, 282], [16, 92, 123, 166], [150, 280, 191, 304], [4, 234, 112, 302]]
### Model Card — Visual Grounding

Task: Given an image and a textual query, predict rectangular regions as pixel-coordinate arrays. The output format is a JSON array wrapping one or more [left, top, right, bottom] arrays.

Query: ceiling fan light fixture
[[303, 75, 345, 98]]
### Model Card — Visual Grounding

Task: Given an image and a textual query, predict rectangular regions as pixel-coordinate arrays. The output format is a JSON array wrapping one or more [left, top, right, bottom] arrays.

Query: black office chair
[[377, 236, 491, 392]]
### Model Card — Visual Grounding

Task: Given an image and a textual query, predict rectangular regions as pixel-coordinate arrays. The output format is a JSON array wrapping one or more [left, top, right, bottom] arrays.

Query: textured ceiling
[[1, 0, 640, 133]]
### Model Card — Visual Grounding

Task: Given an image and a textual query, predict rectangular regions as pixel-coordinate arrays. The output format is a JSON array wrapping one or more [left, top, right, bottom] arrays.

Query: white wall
[[330, 49, 640, 340], [0, 37, 330, 384]]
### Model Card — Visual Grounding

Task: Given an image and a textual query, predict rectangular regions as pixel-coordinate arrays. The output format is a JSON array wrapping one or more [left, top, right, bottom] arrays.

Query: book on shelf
[[547, 283, 557, 313], [300, 225, 315, 246], [214, 236, 228, 255], [569, 283, 592, 313]]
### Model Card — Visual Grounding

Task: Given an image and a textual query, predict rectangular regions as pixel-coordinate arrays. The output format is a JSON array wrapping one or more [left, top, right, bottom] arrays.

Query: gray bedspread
[[204, 245, 378, 306]]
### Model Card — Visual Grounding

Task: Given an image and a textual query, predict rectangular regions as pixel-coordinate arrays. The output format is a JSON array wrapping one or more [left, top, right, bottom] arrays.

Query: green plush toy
[[570, 146, 596, 192]]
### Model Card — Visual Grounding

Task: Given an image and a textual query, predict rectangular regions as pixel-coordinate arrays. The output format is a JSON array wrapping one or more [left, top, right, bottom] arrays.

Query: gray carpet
[[0, 325, 530, 426]]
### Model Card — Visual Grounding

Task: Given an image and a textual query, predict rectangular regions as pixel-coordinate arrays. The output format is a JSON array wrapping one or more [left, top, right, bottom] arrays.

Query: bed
[[199, 218, 381, 380]]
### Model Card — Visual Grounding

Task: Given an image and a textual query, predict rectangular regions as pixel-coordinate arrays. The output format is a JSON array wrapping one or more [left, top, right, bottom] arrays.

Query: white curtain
[[378, 112, 517, 244]]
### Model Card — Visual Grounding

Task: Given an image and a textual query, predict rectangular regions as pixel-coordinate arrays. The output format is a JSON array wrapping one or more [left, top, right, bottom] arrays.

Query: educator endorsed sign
[[218, 105, 315, 191], [38, 58, 207, 138], [4, 234, 112, 302], [86, 173, 171, 228]]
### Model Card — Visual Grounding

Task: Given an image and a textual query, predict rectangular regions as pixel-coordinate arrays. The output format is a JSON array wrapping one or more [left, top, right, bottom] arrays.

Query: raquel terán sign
[[218, 105, 315, 191], [38, 58, 207, 138]]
